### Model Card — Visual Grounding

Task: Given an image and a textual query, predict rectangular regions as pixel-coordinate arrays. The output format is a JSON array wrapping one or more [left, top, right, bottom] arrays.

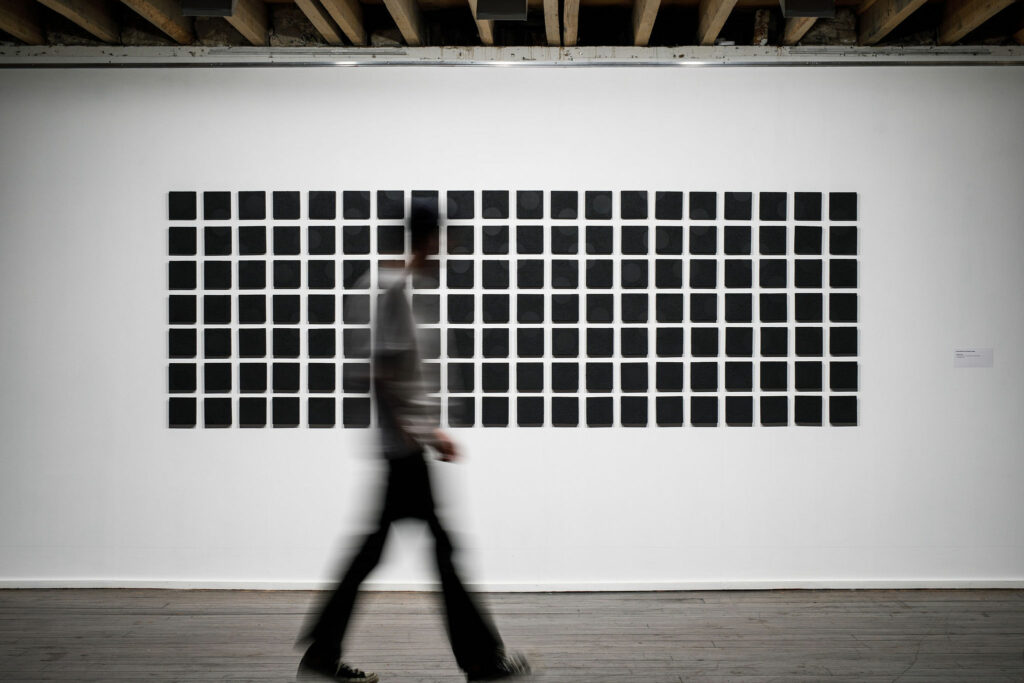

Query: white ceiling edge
[[1, 44, 1023, 67]]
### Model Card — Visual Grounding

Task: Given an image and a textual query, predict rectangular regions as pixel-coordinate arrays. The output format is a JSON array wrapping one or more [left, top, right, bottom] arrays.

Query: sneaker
[[466, 651, 531, 681], [296, 646, 380, 683]]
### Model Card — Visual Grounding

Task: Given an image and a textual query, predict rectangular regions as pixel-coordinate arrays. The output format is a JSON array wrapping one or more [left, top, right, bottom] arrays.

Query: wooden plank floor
[[0, 589, 1022, 681]]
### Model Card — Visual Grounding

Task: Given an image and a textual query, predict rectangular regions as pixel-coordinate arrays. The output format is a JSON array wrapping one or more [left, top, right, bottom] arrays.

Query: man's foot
[[296, 645, 379, 682], [466, 650, 531, 681]]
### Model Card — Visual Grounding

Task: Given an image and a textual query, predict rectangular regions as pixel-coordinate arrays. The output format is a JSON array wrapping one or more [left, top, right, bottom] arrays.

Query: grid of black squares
[[166, 189, 858, 429]]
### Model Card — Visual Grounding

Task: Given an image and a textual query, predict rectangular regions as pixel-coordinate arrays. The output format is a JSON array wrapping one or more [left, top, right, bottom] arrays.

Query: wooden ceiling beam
[[319, 0, 366, 45], [120, 0, 193, 44], [632, 0, 661, 45], [696, 0, 739, 44], [294, 0, 344, 44], [0, 0, 46, 44], [857, 0, 928, 44], [543, 0, 559, 44], [35, 0, 120, 42], [782, 15, 816, 43], [563, 0, 579, 44], [937, 0, 1015, 44], [382, 0, 425, 44], [467, 0, 494, 45]]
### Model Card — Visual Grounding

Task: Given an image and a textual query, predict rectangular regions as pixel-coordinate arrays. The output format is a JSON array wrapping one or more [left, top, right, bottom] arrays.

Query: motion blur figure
[[296, 203, 530, 683]]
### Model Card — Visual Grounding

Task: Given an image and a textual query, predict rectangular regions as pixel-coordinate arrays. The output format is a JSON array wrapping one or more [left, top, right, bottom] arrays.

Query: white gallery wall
[[0, 65, 1022, 589]]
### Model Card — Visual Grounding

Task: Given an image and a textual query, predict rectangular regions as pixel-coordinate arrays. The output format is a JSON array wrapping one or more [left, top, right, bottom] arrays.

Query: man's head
[[409, 202, 440, 262]]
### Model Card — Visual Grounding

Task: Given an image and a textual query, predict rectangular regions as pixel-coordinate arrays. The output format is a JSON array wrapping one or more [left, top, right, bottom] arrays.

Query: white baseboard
[[1, 579, 1023, 591]]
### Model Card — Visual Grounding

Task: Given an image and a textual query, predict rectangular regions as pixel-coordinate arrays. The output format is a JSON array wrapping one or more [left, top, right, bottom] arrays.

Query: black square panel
[[308, 294, 335, 324], [339, 190, 369, 220], [724, 260, 751, 288], [483, 328, 509, 358], [239, 328, 266, 358], [448, 328, 474, 358], [585, 191, 612, 219], [795, 327, 823, 356], [551, 363, 578, 392], [449, 396, 475, 427], [795, 293, 823, 323], [270, 395, 299, 428], [829, 396, 857, 426], [204, 226, 231, 256], [621, 396, 647, 427], [517, 396, 544, 427], [239, 226, 265, 255], [656, 362, 683, 392], [447, 260, 474, 289], [204, 398, 231, 428], [233, 261, 264, 290], [412, 294, 439, 324], [829, 226, 857, 255], [273, 260, 300, 289], [204, 191, 230, 220], [169, 226, 196, 256], [204, 328, 230, 358], [621, 294, 648, 323], [517, 225, 543, 254], [239, 397, 266, 428], [689, 259, 716, 288], [795, 259, 822, 288], [169, 397, 196, 428], [690, 396, 718, 426], [724, 226, 751, 255], [586, 362, 612, 392], [795, 225, 821, 255], [482, 190, 509, 219], [309, 191, 336, 220], [586, 225, 612, 254], [482, 363, 509, 393], [203, 295, 230, 324], [203, 261, 230, 290], [655, 191, 682, 220], [518, 362, 544, 392], [448, 294, 474, 324], [343, 397, 371, 428], [411, 260, 439, 289], [205, 362, 231, 393], [517, 190, 543, 219], [378, 225, 404, 254], [689, 192, 716, 220], [586, 259, 613, 289], [725, 362, 752, 391], [552, 328, 579, 357], [760, 226, 786, 255], [689, 226, 716, 255], [587, 328, 613, 357], [272, 362, 299, 393], [169, 191, 197, 221], [273, 191, 300, 220], [759, 294, 787, 323], [655, 225, 683, 255], [656, 397, 684, 426], [308, 329, 334, 358], [761, 327, 787, 356], [759, 259, 786, 288], [830, 293, 858, 322], [621, 191, 647, 219], [830, 361, 858, 391], [655, 260, 682, 288], [726, 327, 752, 357], [690, 293, 717, 323], [482, 294, 509, 323], [342, 363, 371, 393], [830, 259, 857, 288], [691, 327, 718, 356], [621, 327, 648, 357], [377, 190, 404, 219], [760, 396, 788, 426], [482, 397, 509, 427], [308, 362, 336, 393], [587, 397, 613, 427], [795, 361, 822, 391], [342, 225, 370, 255], [725, 294, 752, 323], [621, 362, 647, 393], [551, 260, 578, 289], [449, 362, 474, 392], [551, 225, 578, 254], [552, 294, 578, 323], [622, 226, 648, 255], [447, 225, 474, 255], [447, 191, 474, 220], [308, 397, 336, 428], [552, 397, 579, 427], [760, 361, 787, 391], [794, 192, 822, 221], [725, 396, 752, 426], [655, 294, 684, 323], [617, 260, 645, 289], [274, 225, 300, 255], [343, 328, 370, 358], [759, 192, 786, 221], [690, 362, 717, 392], [169, 363, 196, 393], [829, 192, 857, 221], [307, 260, 334, 290], [169, 261, 196, 290], [273, 295, 300, 324], [411, 190, 438, 220], [721, 191, 750, 219], [551, 191, 578, 219], [517, 294, 544, 323], [794, 395, 822, 426], [656, 328, 684, 357], [518, 328, 544, 357], [170, 328, 197, 359], [483, 225, 509, 254], [830, 327, 858, 357], [342, 294, 370, 324]]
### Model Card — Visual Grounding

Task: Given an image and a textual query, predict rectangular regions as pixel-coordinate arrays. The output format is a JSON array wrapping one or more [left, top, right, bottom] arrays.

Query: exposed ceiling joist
[[467, 0, 494, 45], [120, 0, 193, 44], [319, 0, 366, 46], [543, 0, 559, 45], [563, 0, 579, 45], [35, 0, 120, 43], [382, 0, 425, 45], [294, 0, 345, 44], [858, 0, 929, 44], [782, 16, 817, 43], [633, 0, 661, 46], [696, 0, 739, 45], [224, 0, 268, 45], [937, 0, 1015, 44], [0, 0, 46, 44]]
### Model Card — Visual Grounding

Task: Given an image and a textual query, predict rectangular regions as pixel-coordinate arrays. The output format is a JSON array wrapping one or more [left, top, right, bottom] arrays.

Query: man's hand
[[433, 428, 459, 463]]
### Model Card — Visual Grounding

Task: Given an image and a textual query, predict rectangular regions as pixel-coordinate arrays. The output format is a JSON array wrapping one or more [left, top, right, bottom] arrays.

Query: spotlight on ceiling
[[181, 0, 236, 17], [475, 0, 528, 21], [779, 0, 835, 18]]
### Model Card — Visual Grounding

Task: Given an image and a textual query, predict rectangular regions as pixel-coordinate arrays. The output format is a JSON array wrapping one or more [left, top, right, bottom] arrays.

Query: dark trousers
[[303, 451, 503, 672]]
